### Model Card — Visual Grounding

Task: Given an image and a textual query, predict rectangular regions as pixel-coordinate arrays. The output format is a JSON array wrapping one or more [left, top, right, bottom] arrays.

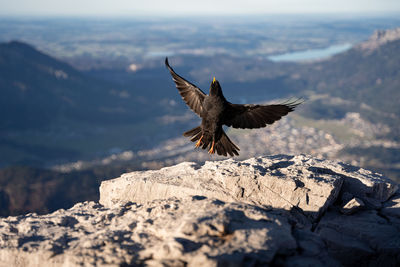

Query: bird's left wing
[[223, 99, 302, 129], [165, 58, 206, 117]]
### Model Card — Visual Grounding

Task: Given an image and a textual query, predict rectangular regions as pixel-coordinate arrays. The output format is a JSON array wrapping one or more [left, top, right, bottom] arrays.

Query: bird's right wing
[[165, 58, 206, 117], [223, 99, 303, 129]]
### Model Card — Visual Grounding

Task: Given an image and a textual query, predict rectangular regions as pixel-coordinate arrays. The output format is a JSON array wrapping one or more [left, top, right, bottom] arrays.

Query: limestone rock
[[0, 198, 298, 266], [315, 209, 400, 266], [382, 191, 400, 219], [341, 197, 364, 215], [100, 155, 397, 221], [340, 191, 354, 203], [0, 155, 399, 266]]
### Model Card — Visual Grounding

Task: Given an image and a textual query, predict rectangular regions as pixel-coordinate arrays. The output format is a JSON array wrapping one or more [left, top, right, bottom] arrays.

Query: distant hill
[[0, 41, 190, 166], [0, 41, 143, 131], [294, 29, 400, 139]]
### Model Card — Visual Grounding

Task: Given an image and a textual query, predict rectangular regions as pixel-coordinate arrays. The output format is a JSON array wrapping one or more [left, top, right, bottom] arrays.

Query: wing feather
[[165, 58, 206, 117], [223, 99, 303, 129]]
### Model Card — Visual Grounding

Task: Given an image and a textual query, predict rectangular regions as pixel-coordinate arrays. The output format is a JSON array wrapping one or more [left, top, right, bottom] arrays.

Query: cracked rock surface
[[0, 155, 399, 266], [100, 155, 397, 221]]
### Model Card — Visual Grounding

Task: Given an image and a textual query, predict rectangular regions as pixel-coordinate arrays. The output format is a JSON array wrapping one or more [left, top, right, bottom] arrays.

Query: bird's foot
[[208, 141, 215, 154], [195, 136, 203, 148]]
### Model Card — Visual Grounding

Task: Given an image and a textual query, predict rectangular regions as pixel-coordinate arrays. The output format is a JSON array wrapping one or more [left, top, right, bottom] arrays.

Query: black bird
[[165, 57, 302, 157]]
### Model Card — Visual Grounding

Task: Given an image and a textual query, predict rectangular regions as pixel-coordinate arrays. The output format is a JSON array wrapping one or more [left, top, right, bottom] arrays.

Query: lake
[[268, 43, 352, 62]]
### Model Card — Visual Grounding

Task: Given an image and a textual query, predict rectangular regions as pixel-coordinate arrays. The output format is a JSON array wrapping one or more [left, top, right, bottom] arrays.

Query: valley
[[0, 16, 399, 216]]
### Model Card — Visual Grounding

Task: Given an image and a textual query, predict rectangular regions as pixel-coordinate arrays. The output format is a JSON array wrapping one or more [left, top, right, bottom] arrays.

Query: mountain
[[296, 28, 400, 136], [357, 27, 400, 51], [0, 41, 141, 131], [0, 41, 191, 166]]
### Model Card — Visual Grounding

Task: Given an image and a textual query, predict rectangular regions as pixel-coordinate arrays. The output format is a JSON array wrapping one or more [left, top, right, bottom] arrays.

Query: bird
[[165, 57, 302, 157]]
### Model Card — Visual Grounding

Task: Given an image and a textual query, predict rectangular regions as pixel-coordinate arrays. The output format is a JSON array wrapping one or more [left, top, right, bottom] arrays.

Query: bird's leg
[[208, 140, 215, 154], [195, 135, 203, 148]]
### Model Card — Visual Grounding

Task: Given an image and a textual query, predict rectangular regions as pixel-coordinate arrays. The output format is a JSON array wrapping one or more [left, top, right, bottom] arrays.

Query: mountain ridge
[[0, 40, 141, 130], [357, 27, 400, 51]]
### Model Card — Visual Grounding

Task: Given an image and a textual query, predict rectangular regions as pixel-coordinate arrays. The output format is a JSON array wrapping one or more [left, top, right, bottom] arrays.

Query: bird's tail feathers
[[215, 130, 240, 157], [183, 126, 239, 157]]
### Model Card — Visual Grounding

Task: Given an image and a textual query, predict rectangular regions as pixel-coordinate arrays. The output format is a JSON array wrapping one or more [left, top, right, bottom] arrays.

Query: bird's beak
[[213, 77, 216, 84]]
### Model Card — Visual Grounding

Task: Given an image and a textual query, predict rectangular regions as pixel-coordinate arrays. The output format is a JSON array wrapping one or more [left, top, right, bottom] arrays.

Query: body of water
[[268, 43, 352, 62]]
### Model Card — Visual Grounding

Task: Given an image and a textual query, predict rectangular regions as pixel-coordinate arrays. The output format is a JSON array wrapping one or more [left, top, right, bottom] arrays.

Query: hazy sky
[[0, 0, 399, 16]]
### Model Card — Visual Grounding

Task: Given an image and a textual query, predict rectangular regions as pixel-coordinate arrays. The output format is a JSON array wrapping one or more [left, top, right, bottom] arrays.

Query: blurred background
[[0, 0, 400, 216]]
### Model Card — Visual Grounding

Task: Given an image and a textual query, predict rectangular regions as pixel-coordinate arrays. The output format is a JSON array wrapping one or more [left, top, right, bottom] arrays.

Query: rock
[[100, 155, 397, 221], [0, 198, 297, 266], [283, 228, 342, 267], [315, 209, 400, 266], [382, 191, 400, 219], [341, 191, 354, 203], [100, 156, 310, 220], [0, 155, 399, 266], [319, 161, 397, 203], [363, 196, 383, 209], [341, 197, 364, 215]]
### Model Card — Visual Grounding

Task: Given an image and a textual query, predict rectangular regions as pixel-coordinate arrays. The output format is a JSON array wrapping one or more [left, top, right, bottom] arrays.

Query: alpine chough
[[165, 57, 302, 157]]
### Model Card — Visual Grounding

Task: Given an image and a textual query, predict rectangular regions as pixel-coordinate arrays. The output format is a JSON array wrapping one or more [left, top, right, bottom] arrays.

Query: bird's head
[[210, 77, 222, 96]]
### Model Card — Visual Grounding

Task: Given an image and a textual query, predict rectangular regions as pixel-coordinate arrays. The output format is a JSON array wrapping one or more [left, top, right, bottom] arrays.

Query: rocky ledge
[[0, 155, 399, 266]]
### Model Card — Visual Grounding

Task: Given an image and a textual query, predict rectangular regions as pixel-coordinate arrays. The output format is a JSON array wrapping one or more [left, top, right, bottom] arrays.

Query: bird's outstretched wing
[[223, 99, 303, 129], [165, 58, 206, 117]]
